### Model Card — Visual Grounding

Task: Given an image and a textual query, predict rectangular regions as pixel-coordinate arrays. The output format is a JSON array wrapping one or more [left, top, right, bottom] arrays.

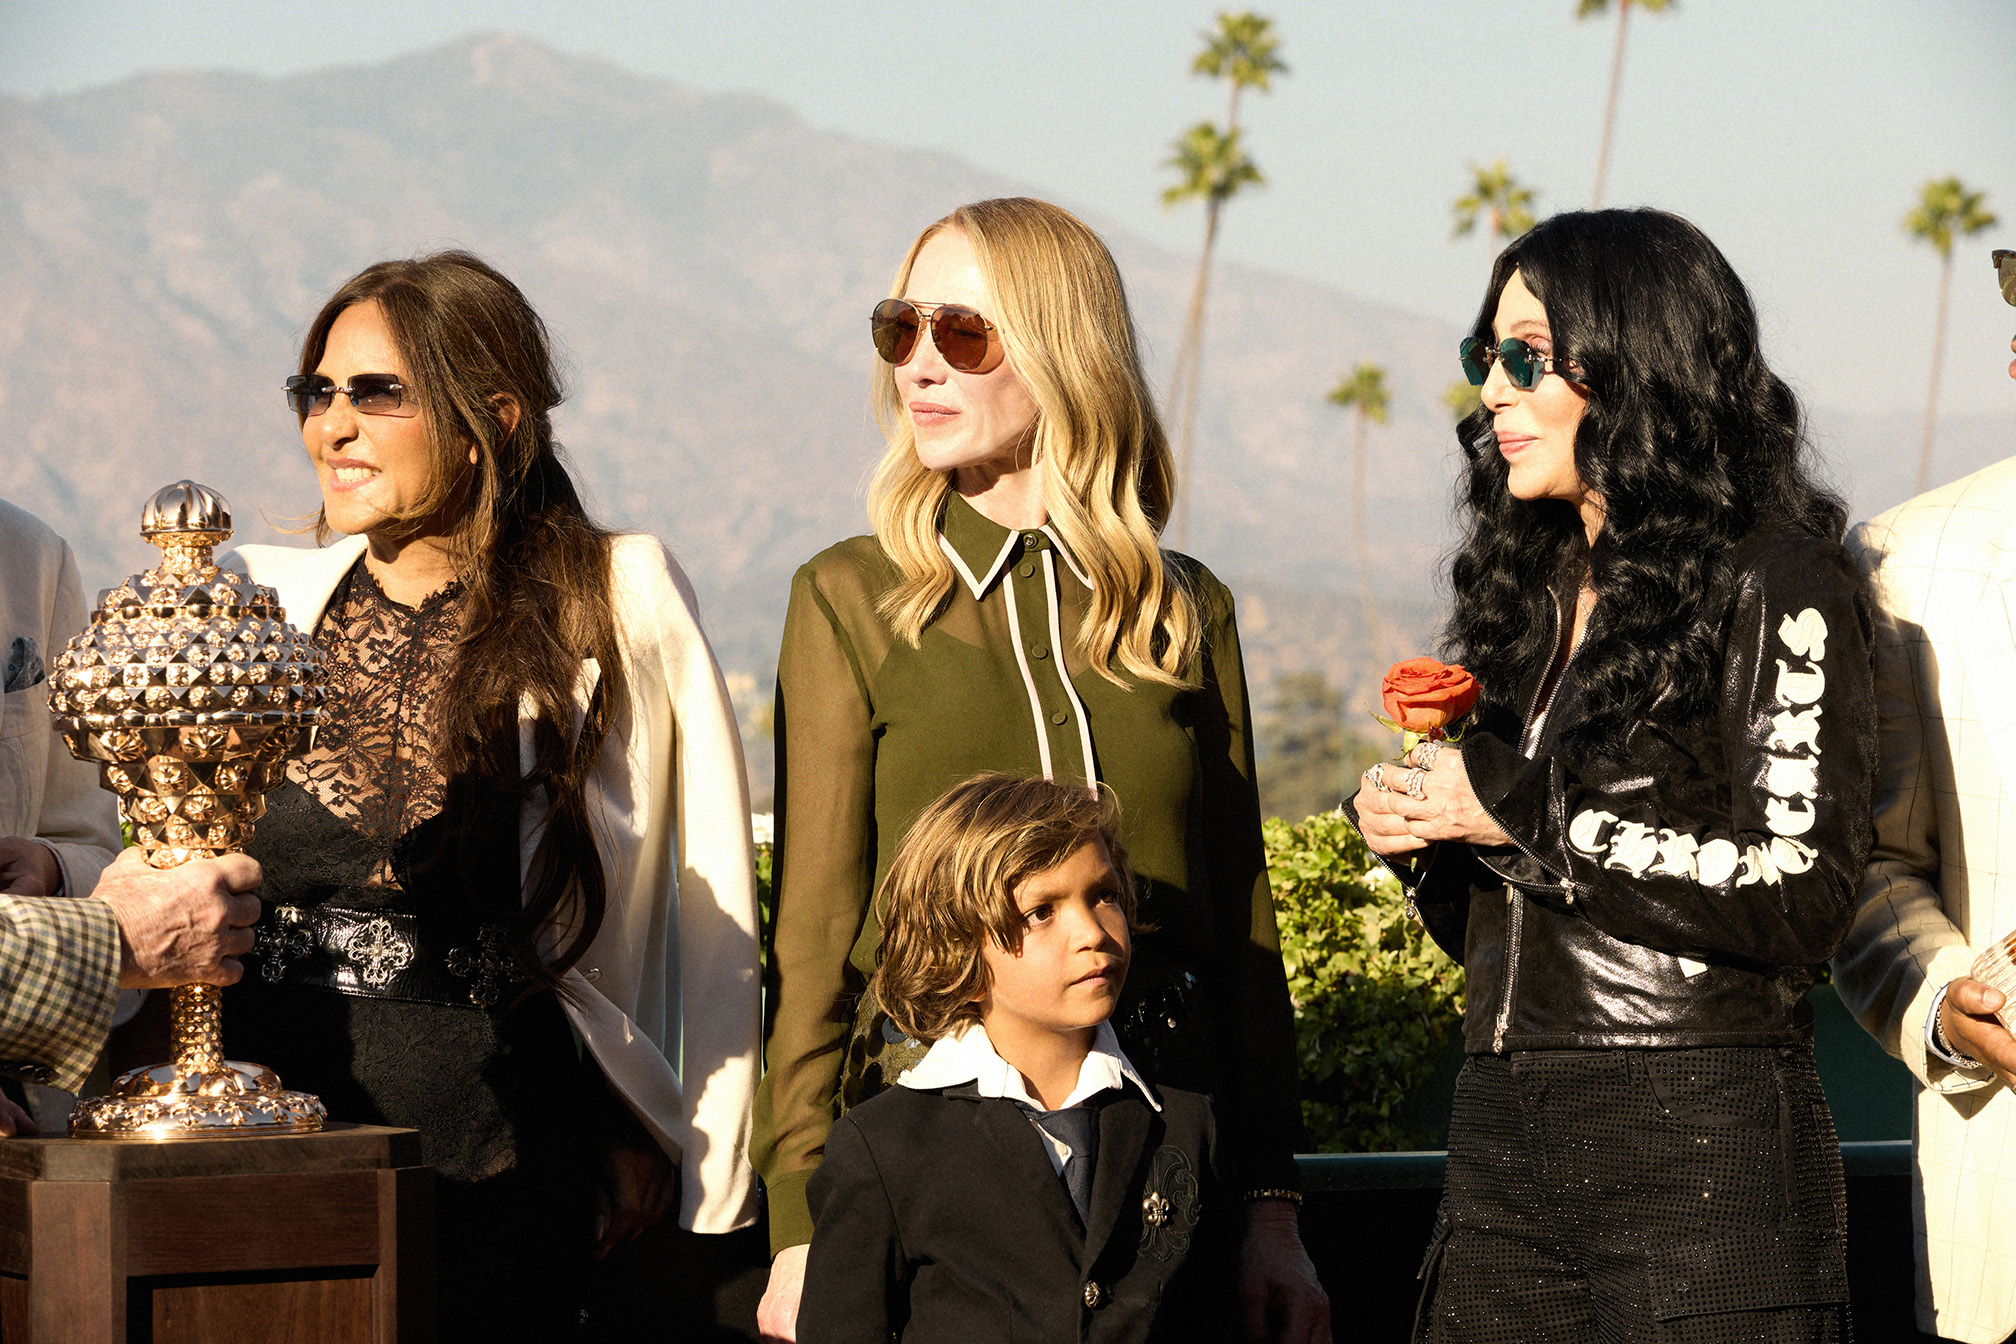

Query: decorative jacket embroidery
[[1566, 606, 1829, 889], [1138, 1144, 1201, 1262]]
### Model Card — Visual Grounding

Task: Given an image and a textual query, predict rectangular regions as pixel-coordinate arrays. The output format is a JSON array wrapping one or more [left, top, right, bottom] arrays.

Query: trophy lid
[[141, 480, 232, 540], [48, 480, 326, 741]]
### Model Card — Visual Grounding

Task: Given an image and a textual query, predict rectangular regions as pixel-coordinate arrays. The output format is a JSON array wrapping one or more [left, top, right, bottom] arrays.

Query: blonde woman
[[753, 198, 1327, 1342]]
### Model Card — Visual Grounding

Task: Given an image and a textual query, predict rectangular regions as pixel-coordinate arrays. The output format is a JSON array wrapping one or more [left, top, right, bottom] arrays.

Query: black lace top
[[227, 560, 596, 1185], [293, 557, 462, 882]]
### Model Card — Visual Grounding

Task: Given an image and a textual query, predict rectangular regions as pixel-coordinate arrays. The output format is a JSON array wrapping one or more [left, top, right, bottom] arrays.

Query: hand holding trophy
[[48, 480, 330, 1137]]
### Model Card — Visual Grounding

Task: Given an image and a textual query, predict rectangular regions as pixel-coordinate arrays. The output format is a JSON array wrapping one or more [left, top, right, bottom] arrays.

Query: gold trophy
[[48, 480, 330, 1138]]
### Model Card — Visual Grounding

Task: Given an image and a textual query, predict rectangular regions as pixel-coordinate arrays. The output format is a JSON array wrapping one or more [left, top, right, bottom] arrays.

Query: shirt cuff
[[1926, 982, 1991, 1072], [764, 1167, 816, 1255], [38, 839, 119, 905], [36, 840, 66, 897]]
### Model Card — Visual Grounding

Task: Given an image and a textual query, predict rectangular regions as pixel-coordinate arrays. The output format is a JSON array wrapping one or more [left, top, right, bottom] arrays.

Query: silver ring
[[1413, 739, 1442, 770], [1404, 768, 1429, 801], [1368, 762, 1388, 792]]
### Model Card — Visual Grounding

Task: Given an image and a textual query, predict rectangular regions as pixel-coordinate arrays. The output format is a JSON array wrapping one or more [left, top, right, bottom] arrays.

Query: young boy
[[800, 773, 1230, 1343]]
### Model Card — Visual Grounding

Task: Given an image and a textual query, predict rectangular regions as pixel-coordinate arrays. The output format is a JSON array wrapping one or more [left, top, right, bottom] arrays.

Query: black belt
[[250, 903, 529, 1010]]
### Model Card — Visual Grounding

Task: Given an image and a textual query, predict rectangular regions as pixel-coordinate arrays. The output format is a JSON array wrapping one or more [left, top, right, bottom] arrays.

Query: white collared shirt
[[898, 1020, 1160, 1175]]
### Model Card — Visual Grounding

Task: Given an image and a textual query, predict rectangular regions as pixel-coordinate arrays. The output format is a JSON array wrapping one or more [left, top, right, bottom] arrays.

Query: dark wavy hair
[[298, 251, 626, 998], [1445, 209, 1846, 757]]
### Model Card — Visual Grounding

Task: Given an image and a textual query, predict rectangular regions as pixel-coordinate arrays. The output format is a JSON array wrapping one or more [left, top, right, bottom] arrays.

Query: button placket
[[1038, 550, 1098, 788], [1009, 553, 1070, 778], [1002, 543, 1092, 786]]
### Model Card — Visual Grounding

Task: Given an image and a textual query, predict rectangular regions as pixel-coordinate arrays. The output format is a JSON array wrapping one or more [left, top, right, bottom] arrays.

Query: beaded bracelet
[[1243, 1188, 1304, 1206]]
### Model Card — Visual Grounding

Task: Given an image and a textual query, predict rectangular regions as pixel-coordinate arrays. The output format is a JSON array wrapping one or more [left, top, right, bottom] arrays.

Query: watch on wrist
[[1933, 986, 1983, 1068]]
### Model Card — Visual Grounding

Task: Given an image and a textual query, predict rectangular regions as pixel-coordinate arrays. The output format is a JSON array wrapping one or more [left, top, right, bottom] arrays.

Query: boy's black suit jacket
[[800, 1079, 1231, 1343]]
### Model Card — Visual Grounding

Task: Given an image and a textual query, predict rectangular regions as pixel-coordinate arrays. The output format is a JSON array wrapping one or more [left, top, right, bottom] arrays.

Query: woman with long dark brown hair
[[223, 251, 760, 1340]]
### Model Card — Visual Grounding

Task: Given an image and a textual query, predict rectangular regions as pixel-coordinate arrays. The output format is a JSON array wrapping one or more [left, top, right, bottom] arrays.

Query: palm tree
[[1328, 362, 1390, 649], [1451, 159, 1537, 243], [1442, 379, 1481, 424], [1164, 10, 1286, 546], [1579, 0, 1673, 208], [1906, 177, 1998, 492]]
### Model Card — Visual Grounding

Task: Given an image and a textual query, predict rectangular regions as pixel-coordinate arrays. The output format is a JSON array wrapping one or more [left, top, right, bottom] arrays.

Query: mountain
[[3, 32, 2007, 797]]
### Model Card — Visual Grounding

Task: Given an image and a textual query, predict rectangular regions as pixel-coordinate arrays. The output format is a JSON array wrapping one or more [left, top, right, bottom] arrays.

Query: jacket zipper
[[1490, 598, 1584, 1054], [1494, 885, 1524, 1053]]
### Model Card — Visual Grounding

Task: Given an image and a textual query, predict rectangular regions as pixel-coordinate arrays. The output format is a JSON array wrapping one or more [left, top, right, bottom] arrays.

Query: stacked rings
[[1405, 768, 1429, 800], [1413, 739, 1442, 770]]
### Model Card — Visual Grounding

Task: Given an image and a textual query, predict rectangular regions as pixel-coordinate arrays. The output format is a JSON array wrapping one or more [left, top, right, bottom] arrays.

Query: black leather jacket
[[1370, 530, 1877, 1054]]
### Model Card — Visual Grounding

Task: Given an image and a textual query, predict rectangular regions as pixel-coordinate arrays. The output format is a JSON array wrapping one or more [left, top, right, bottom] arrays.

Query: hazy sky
[[4, 0, 2013, 423]]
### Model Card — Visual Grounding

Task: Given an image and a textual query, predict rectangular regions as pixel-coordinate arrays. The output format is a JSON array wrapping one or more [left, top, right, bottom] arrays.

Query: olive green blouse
[[752, 492, 1302, 1252]]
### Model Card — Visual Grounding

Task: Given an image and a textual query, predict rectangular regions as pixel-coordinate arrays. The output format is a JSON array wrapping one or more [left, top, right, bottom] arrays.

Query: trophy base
[[68, 1059, 327, 1139]]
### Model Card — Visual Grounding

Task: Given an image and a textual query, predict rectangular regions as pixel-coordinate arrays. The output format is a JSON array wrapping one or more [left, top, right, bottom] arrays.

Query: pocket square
[[4, 636, 44, 693]]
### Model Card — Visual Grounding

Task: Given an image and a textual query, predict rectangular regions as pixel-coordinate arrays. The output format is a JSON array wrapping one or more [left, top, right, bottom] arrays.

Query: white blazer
[[1834, 454, 2016, 1343], [231, 532, 760, 1234]]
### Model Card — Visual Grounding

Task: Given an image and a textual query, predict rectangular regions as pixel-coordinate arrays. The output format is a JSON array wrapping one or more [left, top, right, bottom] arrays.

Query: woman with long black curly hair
[[1351, 209, 1877, 1342]]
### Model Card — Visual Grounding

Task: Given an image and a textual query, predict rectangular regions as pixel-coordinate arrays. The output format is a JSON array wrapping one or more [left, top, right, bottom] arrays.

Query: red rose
[[1381, 657, 1481, 737]]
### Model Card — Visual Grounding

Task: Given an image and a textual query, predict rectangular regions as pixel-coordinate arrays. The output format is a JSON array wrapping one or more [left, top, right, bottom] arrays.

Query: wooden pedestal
[[0, 1122, 432, 1344]]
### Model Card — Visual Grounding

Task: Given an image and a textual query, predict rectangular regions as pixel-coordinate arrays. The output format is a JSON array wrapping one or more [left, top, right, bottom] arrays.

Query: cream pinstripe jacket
[[1834, 453, 2016, 1344], [0, 498, 124, 1092]]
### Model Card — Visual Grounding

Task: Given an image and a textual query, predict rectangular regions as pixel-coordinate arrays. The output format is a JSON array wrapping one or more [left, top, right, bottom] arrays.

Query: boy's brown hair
[[872, 773, 1142, 1043]]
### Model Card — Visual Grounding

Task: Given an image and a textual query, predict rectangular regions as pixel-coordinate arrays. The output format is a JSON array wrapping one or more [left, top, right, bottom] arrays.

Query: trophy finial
[[141, 479, 233, 539]]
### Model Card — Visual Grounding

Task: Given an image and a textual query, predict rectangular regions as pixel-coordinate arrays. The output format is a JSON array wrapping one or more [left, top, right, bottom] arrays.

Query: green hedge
[[1266, 810, 1466, 1152]]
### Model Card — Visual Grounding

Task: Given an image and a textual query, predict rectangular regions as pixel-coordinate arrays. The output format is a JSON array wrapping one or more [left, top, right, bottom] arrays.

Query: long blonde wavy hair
[[868, 197, 1200, 686]]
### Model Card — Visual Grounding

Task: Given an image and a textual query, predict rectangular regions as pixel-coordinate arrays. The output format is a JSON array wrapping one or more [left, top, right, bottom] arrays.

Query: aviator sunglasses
[[870, 298, 1004, 374], [1460, 336, 1578, 391], [283, 373, 417, 418], [1996, 249, 2015, 308]]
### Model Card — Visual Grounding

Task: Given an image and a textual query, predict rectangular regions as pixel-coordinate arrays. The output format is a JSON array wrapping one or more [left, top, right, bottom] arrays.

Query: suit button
[[1023, 532, 1041, 549], [1083, 1281, 1105, 1309], [1018, 562, 1036, 578]]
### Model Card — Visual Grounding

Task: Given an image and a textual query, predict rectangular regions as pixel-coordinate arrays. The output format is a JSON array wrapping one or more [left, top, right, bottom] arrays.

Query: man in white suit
[[0, 498, 118, 907], [1834, 247, 2016, 1343]]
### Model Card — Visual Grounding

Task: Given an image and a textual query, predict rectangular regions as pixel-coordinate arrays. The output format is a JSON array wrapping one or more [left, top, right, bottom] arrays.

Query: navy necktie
[[1028, 1105, 1097, 1226]]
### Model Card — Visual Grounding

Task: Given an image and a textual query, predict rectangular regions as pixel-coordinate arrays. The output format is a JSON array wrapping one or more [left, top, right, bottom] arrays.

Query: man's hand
[[90, 848, 262, 988], [0, 1093, 37, 1137], [1942, 978, 2016, 1089], [0, 837, 62, 898], [757, 1242, 808, 1342]]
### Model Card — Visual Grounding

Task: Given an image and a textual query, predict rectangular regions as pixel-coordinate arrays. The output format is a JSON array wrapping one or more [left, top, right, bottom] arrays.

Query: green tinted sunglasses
[[1460, 336, 1576, 390], [1996, 250, 2015, 308]]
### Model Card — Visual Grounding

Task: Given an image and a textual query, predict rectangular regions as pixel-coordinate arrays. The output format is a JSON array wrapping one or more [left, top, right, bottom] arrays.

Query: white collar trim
[[1040, 525, 1093, 588], [897, 1019, 1159, 1112], [940, 530, 1021, 601], [938, 525, 1092, 601]]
